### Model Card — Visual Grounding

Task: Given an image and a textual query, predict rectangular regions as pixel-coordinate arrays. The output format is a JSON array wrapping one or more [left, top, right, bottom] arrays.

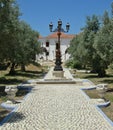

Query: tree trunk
[[9, 62, 15, 75], [98, 68, 106, 77], [21, 63, 26, 72]]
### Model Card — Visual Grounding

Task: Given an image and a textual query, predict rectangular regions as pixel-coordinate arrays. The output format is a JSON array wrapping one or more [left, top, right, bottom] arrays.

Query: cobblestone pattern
[[0, 84, 113, 130]]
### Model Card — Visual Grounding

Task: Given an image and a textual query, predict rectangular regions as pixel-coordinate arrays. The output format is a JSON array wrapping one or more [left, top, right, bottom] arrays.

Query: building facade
[[37, 32, 75, 62]]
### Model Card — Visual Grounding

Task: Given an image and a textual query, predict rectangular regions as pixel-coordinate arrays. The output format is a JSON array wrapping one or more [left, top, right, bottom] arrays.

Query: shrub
[[65, 59, 82, 69]]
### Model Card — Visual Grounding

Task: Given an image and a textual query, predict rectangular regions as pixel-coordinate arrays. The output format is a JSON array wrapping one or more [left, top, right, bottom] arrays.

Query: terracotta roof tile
[[46, 32, 75, 39]]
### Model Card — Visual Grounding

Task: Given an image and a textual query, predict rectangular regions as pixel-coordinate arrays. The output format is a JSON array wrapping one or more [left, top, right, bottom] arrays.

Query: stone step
[[36, 79, 76, 84]]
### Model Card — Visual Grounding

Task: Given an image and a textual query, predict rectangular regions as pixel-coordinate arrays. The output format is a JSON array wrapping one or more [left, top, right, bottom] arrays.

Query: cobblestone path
[[0, 84, 113, 130]]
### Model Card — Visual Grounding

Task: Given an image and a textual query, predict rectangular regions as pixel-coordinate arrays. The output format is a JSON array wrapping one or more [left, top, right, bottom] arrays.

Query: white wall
[[37, 37, 71, 62]]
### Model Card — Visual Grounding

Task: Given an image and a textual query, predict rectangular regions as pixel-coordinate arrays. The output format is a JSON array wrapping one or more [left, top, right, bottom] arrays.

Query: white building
[[37, 32, 75, 62]]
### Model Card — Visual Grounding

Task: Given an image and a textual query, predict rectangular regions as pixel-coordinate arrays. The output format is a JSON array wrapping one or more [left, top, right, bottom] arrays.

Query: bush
[[65, 59, 73, 68], [65, 59, 82, 69], [0, 86, 7, 96], [72, 61, 82, 69]]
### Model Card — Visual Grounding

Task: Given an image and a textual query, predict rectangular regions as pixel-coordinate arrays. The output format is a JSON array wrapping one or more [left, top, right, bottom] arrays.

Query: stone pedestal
[[52, 71, 64, 78], [96, 84, 108, 100], [5, 85, 18, 104]]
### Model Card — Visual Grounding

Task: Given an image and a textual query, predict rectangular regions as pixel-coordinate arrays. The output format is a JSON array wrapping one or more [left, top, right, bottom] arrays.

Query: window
[[46, 42, 49, 47]]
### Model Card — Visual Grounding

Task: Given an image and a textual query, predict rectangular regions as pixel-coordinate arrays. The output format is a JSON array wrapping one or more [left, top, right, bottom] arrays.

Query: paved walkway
[[0, 68, 113, 130]]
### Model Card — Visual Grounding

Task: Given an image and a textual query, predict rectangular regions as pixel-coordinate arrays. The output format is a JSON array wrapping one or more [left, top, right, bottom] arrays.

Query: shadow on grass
[[0, 70, 47, 85], [84, 75, 98, 79], [24, 70, 42, 74], [0, 110, 8, 115], [5, 70, 46, 78], [0, 77, 24, 85], [0, 110, 9, 122], [107, 88, 113, 92], [83, 73, 113, 79], [101, 79, 113, 84]]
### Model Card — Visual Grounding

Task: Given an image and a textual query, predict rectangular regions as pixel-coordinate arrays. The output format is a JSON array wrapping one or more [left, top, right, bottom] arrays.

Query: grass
[[74, 69, 113, 121], [0, 105, 9, 122], [0, 63, 48, 122], [0, 64, 47, 85], [75, 71, 113, 88]]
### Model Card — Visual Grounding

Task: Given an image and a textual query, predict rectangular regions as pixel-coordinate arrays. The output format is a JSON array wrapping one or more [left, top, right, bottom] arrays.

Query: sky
[[17, 0, 113, 36]]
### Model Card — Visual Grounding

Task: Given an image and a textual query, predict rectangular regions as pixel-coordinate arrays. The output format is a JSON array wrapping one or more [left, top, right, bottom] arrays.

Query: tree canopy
[[68, 3, 113, 77], [0, 0, 41, 74]]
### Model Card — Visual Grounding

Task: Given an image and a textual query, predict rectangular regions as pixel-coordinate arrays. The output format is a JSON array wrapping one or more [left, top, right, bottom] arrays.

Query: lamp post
[[49, 19, 70, 71]]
